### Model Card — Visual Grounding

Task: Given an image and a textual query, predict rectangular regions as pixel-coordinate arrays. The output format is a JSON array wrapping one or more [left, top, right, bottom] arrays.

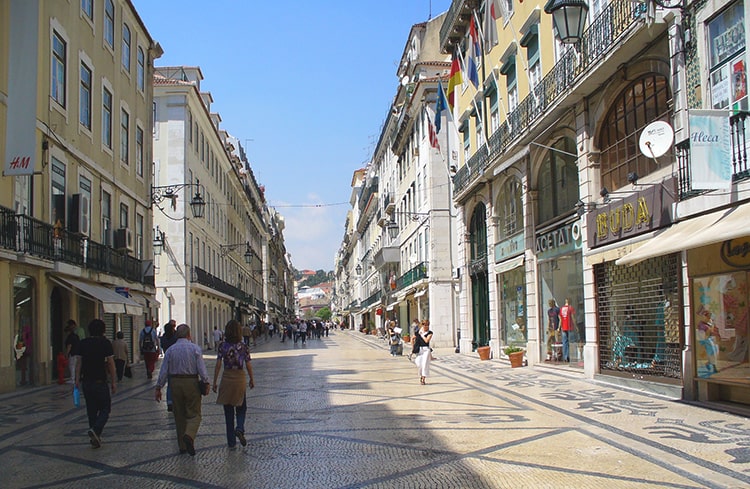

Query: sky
[[132, 0, 453, 272]]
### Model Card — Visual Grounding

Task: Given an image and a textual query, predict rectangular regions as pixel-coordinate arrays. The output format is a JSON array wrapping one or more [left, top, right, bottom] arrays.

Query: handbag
[[199, 381, 210, 396], [124, 365, 132, 378]]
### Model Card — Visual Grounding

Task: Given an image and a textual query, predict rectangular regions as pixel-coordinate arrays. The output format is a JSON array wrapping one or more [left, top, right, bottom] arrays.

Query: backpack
[[141, 328, 156, 352]]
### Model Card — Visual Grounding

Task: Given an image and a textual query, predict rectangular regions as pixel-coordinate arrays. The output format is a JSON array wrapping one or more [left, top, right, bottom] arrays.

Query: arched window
[[469, 203, 487, 263], [537, 137, 578, 225], [599, 74, 671, 191], [496, 176, 523, 241]]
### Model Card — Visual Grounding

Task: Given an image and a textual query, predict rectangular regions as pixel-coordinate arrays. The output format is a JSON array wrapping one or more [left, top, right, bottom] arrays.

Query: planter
[[477, 346, 491, 361], [508, 351, 524, 368]]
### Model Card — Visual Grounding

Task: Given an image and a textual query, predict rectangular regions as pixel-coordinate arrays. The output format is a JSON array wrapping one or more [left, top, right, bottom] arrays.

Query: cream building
[[1, 0, 159, 390]]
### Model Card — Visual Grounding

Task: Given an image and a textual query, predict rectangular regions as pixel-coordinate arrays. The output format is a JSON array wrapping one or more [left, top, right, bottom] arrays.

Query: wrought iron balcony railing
[[394, 262, 428, 291], [193, 266, 252, 303], [0, 206, 151, 285], [454, 0, 645, 195], [361, 290, 382, 308]]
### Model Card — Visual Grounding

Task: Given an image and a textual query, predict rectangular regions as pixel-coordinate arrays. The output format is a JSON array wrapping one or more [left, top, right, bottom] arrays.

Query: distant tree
[[315, 307, 331, 321]]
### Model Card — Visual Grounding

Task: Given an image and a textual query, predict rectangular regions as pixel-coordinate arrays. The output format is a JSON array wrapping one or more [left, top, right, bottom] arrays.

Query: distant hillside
[[295, 269, 333, 288]]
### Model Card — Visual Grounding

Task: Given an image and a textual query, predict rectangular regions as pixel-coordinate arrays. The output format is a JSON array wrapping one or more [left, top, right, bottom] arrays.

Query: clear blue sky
[[132, 0, 452, 271]]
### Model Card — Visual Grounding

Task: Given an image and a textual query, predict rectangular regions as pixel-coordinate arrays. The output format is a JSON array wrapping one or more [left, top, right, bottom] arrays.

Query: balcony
[[439, 0, 480, 53], [192, 266, 252, 303], [453, 0, 648, 195], [0, 206, 151, 285], [361, 290, 383, 308], [394, 262, 428, 291], [677, 111, 749, 199], [373, 246, 399, 269]]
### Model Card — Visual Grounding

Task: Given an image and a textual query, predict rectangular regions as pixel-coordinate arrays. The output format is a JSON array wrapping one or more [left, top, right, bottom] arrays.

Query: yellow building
[[1, 0, 159, 390]]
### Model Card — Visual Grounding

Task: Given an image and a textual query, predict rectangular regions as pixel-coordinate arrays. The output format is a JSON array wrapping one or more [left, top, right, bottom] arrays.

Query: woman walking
[[412, 320, 433, 384], [213, 319, 255, 448]]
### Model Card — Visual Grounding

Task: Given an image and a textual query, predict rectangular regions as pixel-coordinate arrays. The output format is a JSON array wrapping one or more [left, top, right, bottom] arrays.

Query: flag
[[484, 0, 500, 54], [428, 117, 440, 150], [447, 53, 462, 112], [467, 16, 480, 88], [435, 80, 448, 134]]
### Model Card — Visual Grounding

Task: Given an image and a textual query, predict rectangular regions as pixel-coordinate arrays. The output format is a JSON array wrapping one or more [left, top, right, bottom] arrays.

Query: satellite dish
[[401, 75, 410, 86], [639, 121, 674, 158]]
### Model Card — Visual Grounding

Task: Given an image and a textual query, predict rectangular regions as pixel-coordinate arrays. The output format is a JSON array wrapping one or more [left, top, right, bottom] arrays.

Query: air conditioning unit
[[113, 228, 133, 252], [69, 194, 90, 236]]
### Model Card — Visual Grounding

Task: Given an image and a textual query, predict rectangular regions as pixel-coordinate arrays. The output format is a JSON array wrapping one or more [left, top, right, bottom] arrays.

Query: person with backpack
[[140, 320, 160, 379]]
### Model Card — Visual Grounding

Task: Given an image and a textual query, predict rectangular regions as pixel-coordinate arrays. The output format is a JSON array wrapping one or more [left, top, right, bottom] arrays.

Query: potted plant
[[503, 345, 525, 368], [477, 345, 491, 360]]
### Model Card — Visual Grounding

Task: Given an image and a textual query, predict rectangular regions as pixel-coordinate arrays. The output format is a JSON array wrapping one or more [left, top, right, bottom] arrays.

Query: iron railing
[[193, 266, 252, 303], [395, 262, 428, 291], [0, 206, 150, 284], [454, 0, 645, 195], [361, 290, 382, 308]]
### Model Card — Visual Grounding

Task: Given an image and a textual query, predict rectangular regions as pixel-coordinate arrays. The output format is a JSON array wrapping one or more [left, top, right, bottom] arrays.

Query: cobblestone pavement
[[1, 330, 749, 489]]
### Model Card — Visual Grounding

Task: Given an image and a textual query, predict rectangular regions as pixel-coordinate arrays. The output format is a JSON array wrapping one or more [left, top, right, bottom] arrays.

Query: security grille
[[595, 253, 682, 379]]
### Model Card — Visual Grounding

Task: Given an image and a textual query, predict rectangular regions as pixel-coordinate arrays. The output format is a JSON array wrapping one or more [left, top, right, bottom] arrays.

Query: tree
[[315, 307, 331, 321]]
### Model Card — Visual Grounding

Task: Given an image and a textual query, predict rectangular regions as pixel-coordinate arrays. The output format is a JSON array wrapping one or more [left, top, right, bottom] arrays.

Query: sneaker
[[88, 429, 101, 448], [235, 429, 247, 447], [182, 434, 195, 456]]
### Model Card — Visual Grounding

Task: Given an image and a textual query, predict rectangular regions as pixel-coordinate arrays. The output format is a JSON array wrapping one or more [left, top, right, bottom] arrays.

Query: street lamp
[[220, 242, 254, 264], [386, 219, 399, 240], [356, 264, 362, 275], [544, 0, 589, 44], [151, 180, 206, 218], [153, 226, 165, 255]]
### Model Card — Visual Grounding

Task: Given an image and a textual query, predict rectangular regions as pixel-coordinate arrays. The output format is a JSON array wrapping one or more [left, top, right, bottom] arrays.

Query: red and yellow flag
[[447, 54, 462, 111]]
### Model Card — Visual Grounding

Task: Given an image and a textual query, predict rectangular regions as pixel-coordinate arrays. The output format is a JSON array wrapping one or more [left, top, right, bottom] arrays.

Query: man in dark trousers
[[75, 319, 116, 449], [154, 324, 210, 456]]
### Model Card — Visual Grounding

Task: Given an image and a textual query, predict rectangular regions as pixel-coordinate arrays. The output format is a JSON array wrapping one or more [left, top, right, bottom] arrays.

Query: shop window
[[708, 1, 746, 111], [14, 276, 34, 386], [599, 74, 671, 192], [537, 137, 578, 225], [595, 254, 682, 379], [539, 253, 584, 364], [499, 266, 527, 346], [692, 272, 748, 381]]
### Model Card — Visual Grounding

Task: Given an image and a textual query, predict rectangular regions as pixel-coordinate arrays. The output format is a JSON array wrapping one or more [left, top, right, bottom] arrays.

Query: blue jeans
[[223, 398, 247, 447], [82, 381, 111, 436], [562, 331, 570, 362]]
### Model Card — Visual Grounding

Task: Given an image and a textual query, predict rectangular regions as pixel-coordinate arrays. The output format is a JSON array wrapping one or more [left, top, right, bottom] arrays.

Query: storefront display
[[538, 253, 584, 365], [14, 276, 34, 386], [499, 266, 526, 346]]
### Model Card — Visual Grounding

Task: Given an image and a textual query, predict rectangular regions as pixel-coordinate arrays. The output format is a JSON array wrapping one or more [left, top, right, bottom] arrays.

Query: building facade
[[1, 0, 159, 391]]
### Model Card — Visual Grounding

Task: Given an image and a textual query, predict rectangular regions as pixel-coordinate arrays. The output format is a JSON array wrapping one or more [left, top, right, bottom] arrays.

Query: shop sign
[[494, 232, 524, 263], [721, 238, 750, 268], [689, 110, 732, 189], [587, 178, 675, 248], [535, 220, 582, 259]]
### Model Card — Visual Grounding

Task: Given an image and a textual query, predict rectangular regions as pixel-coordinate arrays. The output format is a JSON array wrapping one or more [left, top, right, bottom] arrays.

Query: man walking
[[75, 319, 117, 449], [154, 324, 210, 456], [139, 320, 160, 379]]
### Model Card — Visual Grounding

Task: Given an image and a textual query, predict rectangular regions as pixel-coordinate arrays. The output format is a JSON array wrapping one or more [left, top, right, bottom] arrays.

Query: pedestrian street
[[0, 329, 749, 488]]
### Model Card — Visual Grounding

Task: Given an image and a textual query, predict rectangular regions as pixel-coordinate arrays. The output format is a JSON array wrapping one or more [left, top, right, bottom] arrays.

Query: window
[[104, 0, 114, 49], [51, 157, 66, 226], [136, 126, 144, 177], [188, 111, 193, 142], [500, 54, 517, 112], [497, 177, 523, 240], [521, 25, 541, 96], [52, 31, 66, 107], [80, 175, 92, 234], [462, 122, 470, 162], [708, 2, 747, 110], [599, 74, 671, 191], [487, 84, 499, 132], [137, 47, 145, 92], [102, 190, 111, 245], [136, 213, 143, 259], [81, 0, 93, 20], [119, 203, 128, 229], [121, 24, 131, 72], [102, 87, 112, 148], [120, 108, 129, 164], [537, 137, 578, 224], [475, 114, 484, 148], [79, 62, 92, 129]]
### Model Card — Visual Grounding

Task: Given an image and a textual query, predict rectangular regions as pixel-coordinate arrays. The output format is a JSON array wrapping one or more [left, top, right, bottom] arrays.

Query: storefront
[[688, 235, 750, 405], [588, 178, 682, 381], [494, 232, 526, 349], [536, 216, 583, 366]]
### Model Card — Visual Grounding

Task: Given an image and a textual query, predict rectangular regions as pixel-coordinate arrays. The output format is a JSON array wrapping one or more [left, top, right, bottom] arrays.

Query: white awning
[[615, 206, 747, 266], [414, 289, 427, 298], [494, 254, 524, 274], [51, 276, 143, 315], [386, 302, 399, 311]]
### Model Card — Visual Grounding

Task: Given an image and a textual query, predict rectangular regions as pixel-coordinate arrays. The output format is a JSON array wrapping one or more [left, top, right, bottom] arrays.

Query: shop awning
[[386, 302, 399, 311], [615, 205, 748, 266], [494, 254, 524, 274], [51, 276, 143, 315], [414, 289, 427, 298]]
